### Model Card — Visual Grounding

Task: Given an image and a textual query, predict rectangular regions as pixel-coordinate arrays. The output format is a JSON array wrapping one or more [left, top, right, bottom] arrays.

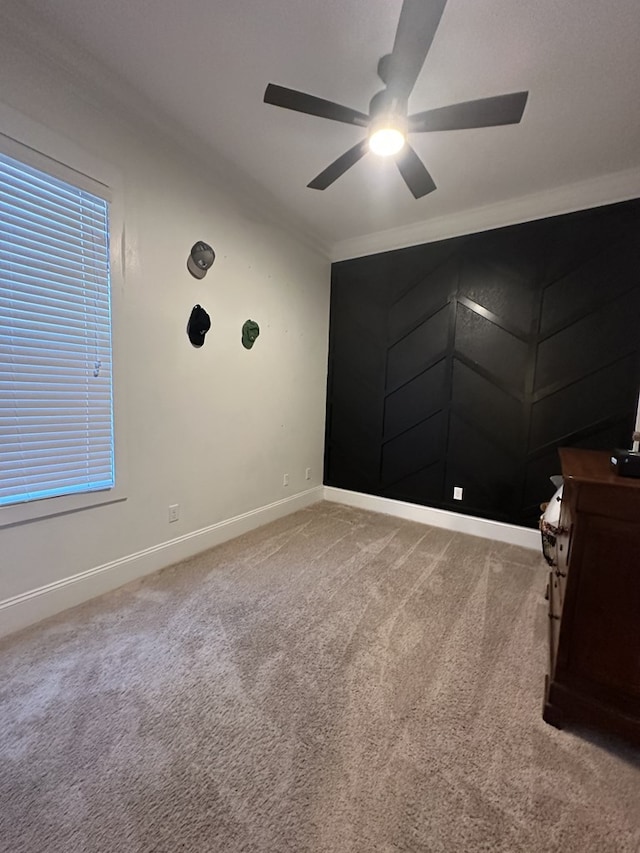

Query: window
[[0, 134, 122, 524]]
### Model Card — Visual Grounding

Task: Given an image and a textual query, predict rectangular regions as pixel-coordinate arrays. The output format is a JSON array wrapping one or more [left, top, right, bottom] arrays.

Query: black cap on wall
[[187, 304, 211, 347]]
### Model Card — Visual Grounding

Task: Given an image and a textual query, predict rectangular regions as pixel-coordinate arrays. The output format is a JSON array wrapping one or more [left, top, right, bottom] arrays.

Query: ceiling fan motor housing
[[368, 89, 408, 139]]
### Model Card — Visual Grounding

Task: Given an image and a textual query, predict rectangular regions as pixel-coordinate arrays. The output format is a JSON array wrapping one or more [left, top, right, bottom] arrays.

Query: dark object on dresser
[[610, 448, 640, 478], [543, 447, 640, 747]]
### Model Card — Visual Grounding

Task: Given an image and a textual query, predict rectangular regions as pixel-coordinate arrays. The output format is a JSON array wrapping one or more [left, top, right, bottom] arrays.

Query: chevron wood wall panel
[[325, 199, 640, 528]]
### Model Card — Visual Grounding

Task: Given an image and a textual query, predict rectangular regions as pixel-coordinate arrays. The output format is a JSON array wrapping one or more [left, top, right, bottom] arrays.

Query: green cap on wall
[[242, 320, 260, 350]]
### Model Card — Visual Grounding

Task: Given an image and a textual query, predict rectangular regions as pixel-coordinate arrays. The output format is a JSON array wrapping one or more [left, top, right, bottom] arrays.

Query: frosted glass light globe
[[369, 127, 405, 157]]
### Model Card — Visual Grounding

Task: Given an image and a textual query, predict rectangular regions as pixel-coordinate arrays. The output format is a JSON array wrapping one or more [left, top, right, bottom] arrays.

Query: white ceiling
[[13, 0, 640, 256]]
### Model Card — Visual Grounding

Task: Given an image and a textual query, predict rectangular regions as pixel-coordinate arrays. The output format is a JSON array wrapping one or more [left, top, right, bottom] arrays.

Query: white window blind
[[0, 149, 114, 508]]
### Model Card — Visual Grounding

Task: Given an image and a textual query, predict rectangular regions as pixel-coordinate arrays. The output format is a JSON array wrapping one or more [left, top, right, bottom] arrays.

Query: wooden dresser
[[543, 447, 640, 746]]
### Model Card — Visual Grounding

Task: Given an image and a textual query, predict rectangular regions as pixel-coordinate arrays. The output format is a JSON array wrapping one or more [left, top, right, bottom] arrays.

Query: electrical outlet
[[305, 467, 311, 480], [283, 473, 289, 487], [168, 504, 180, 522], [453, 486, 463, 501]]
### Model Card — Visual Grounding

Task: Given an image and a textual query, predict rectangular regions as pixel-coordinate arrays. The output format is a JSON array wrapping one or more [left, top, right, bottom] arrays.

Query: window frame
[[0, 105, 127, 528]]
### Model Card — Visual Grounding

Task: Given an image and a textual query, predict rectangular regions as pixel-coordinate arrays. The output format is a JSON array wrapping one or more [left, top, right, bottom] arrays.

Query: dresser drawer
[[547, 571, 562, 674]]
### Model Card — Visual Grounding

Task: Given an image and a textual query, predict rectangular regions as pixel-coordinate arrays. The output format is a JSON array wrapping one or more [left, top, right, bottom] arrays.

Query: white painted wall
[[0, 13, 330, 634]]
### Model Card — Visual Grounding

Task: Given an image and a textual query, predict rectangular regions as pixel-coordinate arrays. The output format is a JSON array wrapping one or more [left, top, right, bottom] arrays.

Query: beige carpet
[[1, 502, 639, 853]]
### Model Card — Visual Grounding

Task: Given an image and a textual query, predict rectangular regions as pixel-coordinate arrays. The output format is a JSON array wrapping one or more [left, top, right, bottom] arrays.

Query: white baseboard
[[0, 486, 323, 639], [1, 485, 539, 639], [323, 486, 540, 551]]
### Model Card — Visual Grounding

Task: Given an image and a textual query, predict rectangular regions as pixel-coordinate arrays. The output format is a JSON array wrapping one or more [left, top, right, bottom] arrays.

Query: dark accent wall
[[324, 199, 640, 529]]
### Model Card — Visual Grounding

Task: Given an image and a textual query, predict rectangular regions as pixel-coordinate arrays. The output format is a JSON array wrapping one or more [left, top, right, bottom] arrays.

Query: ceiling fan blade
[[264, 84, 369, 128], [385, 0, 448, 101], [395, 143, 436, 198], [408, 91, 529, 133], [307, 140, 370, 190]]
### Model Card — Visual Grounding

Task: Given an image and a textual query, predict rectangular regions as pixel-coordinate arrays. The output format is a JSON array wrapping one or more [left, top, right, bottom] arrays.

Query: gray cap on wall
[[187, 242, 215, 279]]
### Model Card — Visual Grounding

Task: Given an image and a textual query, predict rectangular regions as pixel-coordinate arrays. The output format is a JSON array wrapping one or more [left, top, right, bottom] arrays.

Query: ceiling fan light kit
[[368, 97, 408, 156], [263, 0, 529, 198], [369, 127, 405, 157]]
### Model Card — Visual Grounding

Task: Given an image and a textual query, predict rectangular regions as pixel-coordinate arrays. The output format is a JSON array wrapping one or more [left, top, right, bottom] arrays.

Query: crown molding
[[5, 2, 639, 267], [0, 2, 331, 261], [331, 166, 640, 262]]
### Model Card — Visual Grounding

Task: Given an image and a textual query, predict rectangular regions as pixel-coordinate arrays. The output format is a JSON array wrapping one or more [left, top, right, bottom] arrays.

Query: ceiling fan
[[263, 0, 529, 198]]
